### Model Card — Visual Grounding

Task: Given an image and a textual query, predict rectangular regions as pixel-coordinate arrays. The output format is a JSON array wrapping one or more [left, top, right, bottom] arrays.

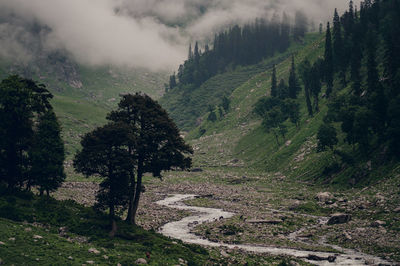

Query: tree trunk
[[125, 170, 136, 223], [131, 159, 144, 225], [109, 204, 117, 237]]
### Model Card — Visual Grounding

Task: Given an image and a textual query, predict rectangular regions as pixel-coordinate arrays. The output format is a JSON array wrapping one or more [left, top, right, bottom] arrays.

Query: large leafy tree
[[0, 75, 53, 190], [107, 93, 193, 224], [74, 122, 132, 231]]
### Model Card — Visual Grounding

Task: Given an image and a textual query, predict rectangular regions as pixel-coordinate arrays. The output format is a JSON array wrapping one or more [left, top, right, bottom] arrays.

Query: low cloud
[[0, 0, 359, 71]]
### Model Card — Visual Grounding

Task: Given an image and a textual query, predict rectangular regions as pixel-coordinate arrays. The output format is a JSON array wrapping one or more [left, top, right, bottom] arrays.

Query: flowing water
[[156, 194, 394, 266]]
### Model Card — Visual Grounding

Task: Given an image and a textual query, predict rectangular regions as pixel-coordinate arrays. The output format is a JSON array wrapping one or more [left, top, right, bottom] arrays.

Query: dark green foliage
[[288, 55, 300, 99], [169, 73, 177, 91], [283, 99, 300, 128], [30, 110, 66, 196], [254, 95, 300, 145], [271, 64, 277, 97], [278, 79, 289, 99], [332, 8, 345, 83], [310, 59, 323, 112], [207, 109, 217, 122], [74, 122, 132, 225], [221, 96, 230, 112], [324, 22, 334, 97], [299, 59, 313, 116], [107, 93, 192, 224], [0, 75, 62, 192], [317, 123, 338, 152]]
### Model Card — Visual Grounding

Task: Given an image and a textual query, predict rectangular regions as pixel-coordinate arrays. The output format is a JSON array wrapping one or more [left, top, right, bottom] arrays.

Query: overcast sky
[[0, 0, 359, 71]]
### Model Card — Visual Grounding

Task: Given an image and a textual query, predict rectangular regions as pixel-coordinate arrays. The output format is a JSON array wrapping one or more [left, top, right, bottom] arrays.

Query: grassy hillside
[[186, 30, 400, 188], [160, 35, 322, 131], [0, 189, 209, 265]]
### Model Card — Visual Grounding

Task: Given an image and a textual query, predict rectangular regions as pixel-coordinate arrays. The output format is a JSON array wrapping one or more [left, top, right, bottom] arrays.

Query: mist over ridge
[[0, 0, 359, 71]]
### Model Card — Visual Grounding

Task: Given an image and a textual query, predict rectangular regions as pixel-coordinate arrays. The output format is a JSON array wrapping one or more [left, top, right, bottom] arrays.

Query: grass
[[0, 189, 209, 265]]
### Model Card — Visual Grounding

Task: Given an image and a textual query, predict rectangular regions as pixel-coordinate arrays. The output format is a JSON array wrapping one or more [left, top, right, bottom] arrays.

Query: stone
[[343, 231, 352, 240], [289, 200, 301, 210], [315, 192, 333, 202], [327, 213, 351, 225], [135, 258, 147, 264], [68, 256, 73, 260], [285, 140, 292, 146], [220, 250, 229, 258], [8, 238, 15, 241], [371, 220, 386, 227], [103, 255, 109, 260], [289, 261, 300, 266], [33, 235, 43, 239], [393, 207, 400, 213], [86, 261, 95, 264], [88, 248, 100, 254], [24, 227, 32, 232], [0, 242, 5, 245]]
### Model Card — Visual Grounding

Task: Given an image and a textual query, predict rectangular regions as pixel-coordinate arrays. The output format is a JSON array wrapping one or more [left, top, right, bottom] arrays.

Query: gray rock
[[315, 192, 333, 202], [86, 260, 95, 264], [88, 248, 100, 254], [371, 220, 386, 227], [327, 213, 351, 225], [135, 258, 147, 264], [394, 207, 400, 213]]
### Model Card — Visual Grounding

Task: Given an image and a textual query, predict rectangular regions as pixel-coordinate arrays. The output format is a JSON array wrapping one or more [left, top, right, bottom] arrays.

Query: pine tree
[[324, 22, 334, 97], [288, 55, 299, 99], [299, 59, 313, 116], [366, 29, 386, 137], [271, 64, 277, 97], [333, 9, 345, 85], [0, 75, 53, 190], [30, 110, 65, 196]]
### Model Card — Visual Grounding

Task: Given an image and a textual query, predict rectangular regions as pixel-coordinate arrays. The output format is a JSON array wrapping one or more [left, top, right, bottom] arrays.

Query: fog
[[0, 0, 360, 71]]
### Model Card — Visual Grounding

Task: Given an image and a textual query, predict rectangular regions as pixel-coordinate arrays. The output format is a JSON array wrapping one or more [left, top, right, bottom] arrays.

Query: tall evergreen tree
[[366, 29, 386, 137], [0, 75, 53, 190], [333, 9, 345, 85], [288, 55, 299, 99], [324, 22, 334, 97], [271, 64, 277, 97], [30, 110, 65, 196], [300, 59, 313, 116]]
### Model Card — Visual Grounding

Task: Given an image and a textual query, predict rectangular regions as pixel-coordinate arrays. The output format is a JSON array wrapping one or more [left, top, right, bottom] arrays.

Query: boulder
[[135, 258, 147, 264], [371, 220, 386, 227], [394, 207, 400, 213], [327, 213, 351, 225], [88, 248, 100, 254], [315, 192, 333, 203]]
